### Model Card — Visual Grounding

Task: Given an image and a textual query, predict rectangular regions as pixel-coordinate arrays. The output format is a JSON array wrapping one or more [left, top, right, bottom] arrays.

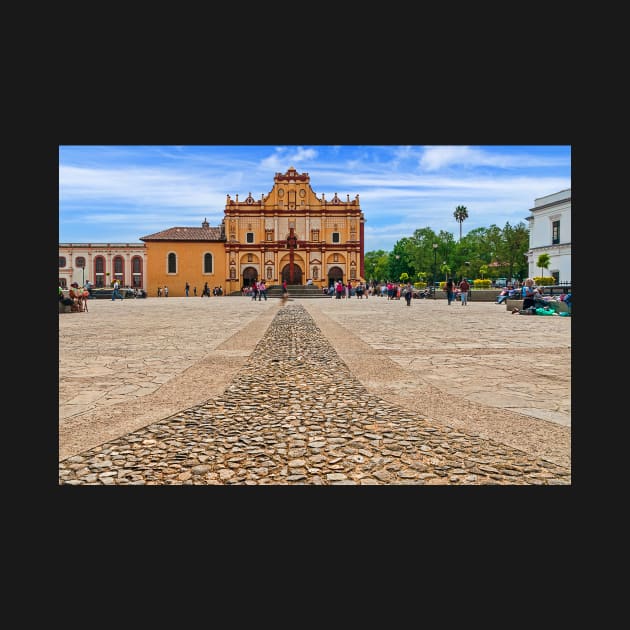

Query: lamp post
[[432, 243, 438, 295]]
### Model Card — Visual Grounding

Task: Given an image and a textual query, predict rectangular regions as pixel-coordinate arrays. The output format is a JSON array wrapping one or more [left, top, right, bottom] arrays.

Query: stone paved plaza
[[59, 295, 571, 485]]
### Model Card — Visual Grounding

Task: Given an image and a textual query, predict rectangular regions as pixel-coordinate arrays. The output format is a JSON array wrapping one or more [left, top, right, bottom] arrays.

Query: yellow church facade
[[141, 167, 365, 296]]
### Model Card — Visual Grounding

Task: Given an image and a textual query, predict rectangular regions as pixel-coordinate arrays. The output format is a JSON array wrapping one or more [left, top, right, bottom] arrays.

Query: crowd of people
[[61, 277, 570, 316], [59, 282, 89, 312]]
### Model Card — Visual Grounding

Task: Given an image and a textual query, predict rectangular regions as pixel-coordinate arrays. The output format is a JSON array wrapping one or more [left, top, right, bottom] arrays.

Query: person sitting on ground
[[512, 303, 559, 316], [59, 284, 74, 307], [563, 292, 572, 314], [512, 278, 543, 314]]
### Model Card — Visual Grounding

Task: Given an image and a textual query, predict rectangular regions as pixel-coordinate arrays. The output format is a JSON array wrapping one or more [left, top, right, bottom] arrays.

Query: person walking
[[112, 279, 123, 301], [458, 278, 470, 306], [404, 282, 413, 306], [335, 281, 343, 299], [185, 282, 190, 297], [445, 278, 454, 305], [193, 286, 197, 296], [258, 281, 267, 301]]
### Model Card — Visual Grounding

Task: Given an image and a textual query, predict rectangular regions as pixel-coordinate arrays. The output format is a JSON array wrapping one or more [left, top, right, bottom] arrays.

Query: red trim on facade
[[360, 220, 365, 279]]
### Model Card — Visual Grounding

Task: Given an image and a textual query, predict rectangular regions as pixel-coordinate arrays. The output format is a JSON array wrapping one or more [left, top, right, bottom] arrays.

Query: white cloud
[[420, 146, 571, 171], [259, 146, 318, 170]]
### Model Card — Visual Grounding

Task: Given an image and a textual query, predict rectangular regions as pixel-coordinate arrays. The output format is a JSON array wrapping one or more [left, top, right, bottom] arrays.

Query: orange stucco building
[[140, 167, 365, 296]]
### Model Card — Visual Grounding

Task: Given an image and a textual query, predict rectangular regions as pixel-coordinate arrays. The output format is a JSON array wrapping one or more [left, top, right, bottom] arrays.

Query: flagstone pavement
[[59, 295, 571, 485]]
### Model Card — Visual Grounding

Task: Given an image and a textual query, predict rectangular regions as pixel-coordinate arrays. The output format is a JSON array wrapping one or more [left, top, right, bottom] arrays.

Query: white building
[[525, 188, 571, 284], [58, 243, 147, 289]]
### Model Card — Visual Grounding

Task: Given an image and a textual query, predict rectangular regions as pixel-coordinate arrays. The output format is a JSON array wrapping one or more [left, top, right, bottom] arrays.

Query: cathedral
[[139, 167, 366, 296]]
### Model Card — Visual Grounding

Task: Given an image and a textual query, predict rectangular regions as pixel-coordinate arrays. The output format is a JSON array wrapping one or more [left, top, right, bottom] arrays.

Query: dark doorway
[[242, 266, 258, 287], [281, 264, 303, 285], [328, 266, 343, 286]]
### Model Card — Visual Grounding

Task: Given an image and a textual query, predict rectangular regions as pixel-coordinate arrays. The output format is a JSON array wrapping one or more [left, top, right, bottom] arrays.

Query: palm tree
[[453, 205, 469, 241], [536, 253, 551, 278]]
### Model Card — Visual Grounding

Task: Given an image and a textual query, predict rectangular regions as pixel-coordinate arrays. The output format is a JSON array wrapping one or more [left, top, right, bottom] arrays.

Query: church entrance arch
[[281, 264, 303, 285], [242, 267, 258, 287], [328, 266, 343, 286]]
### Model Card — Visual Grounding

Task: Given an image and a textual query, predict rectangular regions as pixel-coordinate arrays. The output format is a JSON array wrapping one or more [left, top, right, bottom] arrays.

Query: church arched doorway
[[328, 266, 343, 287], [242, 267, 258, 287], [281, 264, 303, 285]]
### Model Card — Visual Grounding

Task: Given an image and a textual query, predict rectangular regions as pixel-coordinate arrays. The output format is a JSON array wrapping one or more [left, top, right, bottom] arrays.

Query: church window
[[113, 256, 124, 284], [168, 252, 177, 273], [204, 253, 213, 273]]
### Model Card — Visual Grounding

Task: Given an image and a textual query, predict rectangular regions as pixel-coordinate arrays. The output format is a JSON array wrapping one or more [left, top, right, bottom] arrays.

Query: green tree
[[364, 250, 388, 282], [408, 227, 439, 280], [453, 205, 469, 241], [536, 253, 551, 277], [400, 272, 409, 283], [416, 271, 427, 285], [499, 221, 530, 281], [479, 264, 488, 279], [440, 263, 451, 281]]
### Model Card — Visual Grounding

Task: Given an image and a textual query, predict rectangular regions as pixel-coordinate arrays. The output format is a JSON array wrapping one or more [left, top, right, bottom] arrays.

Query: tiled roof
[[140, 227, 224, 241]]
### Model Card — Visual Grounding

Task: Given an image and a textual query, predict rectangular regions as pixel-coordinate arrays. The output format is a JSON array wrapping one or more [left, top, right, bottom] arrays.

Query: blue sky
[[59, 145, 571, 253]]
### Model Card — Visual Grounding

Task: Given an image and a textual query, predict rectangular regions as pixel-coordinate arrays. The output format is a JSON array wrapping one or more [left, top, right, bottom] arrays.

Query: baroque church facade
[[140, 167, 366, 296]]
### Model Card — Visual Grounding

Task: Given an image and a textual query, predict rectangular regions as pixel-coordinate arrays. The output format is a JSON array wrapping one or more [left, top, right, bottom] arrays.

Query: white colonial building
[[525, 188, 571, 284], [58, 243, 147, 289]]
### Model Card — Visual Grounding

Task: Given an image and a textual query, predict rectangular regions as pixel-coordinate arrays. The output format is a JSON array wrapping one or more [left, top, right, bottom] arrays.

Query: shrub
[[534, 276, 554, 286], [473, 279, 492, 289]]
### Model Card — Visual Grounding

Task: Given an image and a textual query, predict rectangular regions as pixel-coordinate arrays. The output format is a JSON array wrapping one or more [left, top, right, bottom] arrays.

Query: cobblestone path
[[59, 304, 571, 485]]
